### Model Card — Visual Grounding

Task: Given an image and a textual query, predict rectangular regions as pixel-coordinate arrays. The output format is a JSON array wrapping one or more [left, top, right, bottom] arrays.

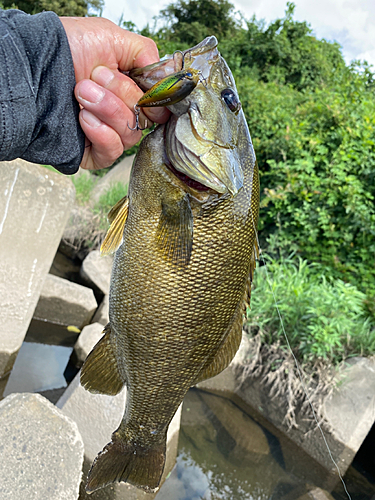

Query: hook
[[198, 70, 208, 88], [127, 105, 148, 131], [173, 50, 185, 71]]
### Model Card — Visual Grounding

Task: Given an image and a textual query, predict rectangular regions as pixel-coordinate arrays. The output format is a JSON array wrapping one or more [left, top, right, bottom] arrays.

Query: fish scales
[[80, 36, 260, 495], [112, 125, 258, 422]]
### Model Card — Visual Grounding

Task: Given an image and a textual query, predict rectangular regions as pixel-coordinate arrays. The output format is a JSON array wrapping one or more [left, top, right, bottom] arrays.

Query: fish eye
[[221, 89, 241, 112]]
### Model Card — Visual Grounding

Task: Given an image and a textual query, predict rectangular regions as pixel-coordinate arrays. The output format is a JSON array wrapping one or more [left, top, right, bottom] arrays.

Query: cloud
[[233, 0, 375, 66], [102, 0, 375, 67]]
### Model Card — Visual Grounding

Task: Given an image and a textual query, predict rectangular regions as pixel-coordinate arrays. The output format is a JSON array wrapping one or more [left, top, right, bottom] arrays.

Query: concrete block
[[57, 373, 181, 499], [297, 487, 335, 500], [80, 250, 113, 296], [92, 294, 109, 326], [74, 323, 105, 367], [324, 357, 375, 451], [0, 392, 84, 500], [197, 334, 375, 481], [91, 155, 134, 204], [199, 390, 270, 458], [0, 160, 75, 396], [33, 274, 97, 333]]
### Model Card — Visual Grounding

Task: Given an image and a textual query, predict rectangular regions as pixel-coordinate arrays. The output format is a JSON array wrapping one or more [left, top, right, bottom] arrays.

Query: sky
[[101, 0, 375, 68]]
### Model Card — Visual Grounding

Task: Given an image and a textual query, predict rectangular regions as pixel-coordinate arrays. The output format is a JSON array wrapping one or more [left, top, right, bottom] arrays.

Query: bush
[[252, 69, 375, 295], [246, 257, 375, 365]]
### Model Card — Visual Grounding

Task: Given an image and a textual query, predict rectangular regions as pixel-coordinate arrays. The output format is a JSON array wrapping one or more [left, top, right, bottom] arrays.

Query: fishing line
[[250, 214, 352, 500]]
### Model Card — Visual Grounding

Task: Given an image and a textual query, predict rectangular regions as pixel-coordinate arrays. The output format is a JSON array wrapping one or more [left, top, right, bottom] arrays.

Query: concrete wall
[[0, 160, 75, 396]]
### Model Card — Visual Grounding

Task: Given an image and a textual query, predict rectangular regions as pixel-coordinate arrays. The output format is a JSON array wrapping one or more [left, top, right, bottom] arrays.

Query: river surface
[[156, 389, 375, 500]]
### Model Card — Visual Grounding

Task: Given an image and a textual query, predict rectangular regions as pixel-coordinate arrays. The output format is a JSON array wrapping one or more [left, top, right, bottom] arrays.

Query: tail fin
[[85, 436, 166, 494]]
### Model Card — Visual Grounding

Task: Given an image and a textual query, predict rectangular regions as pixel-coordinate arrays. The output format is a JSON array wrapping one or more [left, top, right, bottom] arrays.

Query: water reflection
[[4, 342, 72, 395], [156, 389, 375, 500], [156, 389, 295, 500]]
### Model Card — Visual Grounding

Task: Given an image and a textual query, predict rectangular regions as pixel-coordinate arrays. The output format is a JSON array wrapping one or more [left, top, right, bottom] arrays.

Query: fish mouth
[[128, 36, 244, 196], [128, 37, 219, 92]]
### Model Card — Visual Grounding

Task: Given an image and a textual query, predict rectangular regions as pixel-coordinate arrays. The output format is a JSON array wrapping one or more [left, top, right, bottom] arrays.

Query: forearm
[[0, 9, 84, 174]]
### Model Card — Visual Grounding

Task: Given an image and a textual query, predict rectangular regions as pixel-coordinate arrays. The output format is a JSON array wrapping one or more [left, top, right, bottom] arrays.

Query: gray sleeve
[[0, 9, 85, 175]]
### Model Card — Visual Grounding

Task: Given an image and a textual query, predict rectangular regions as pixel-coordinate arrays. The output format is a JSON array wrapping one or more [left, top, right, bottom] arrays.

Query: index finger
[[115, 31, 160, 72]]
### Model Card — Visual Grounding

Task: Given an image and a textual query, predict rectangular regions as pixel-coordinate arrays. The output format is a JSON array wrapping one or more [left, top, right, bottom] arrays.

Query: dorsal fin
[[100, 196, 129, 256]]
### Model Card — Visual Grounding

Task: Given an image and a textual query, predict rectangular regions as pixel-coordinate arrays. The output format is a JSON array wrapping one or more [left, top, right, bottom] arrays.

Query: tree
[[155, 0, 238, 46], [1, 0, 103, 16]]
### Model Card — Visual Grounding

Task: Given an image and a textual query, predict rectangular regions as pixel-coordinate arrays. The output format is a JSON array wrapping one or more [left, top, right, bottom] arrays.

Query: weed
[[246, 256, 375, 366], [94, 182, 128, 232], [72, 173, 95, 205]]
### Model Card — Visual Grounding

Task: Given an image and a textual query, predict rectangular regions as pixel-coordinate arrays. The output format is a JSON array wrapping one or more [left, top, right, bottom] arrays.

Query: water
[[4, 342, 72, 395], [156, 389, 375, 500]]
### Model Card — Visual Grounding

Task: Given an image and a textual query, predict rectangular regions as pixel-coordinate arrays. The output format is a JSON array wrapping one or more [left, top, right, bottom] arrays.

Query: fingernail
[[92, 66, 115, 87], [78, 80, 105, 104], [81, 109, 102, 128]]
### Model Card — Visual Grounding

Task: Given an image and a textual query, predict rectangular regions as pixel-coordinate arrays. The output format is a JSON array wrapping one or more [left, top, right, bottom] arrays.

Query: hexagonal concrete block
[[80, 250, 113, 296], [33, 274, 97, 332], [0, 392, 84, 500], [0, 160, 75, 396], [57, 373, 181, 499], [198, 334, 375, 481]]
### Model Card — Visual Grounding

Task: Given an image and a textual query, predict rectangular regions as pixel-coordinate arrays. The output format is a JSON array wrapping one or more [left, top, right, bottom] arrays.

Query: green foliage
[[247, 258, 375, 365], [224, 2, 345, 91], [2, 0, 103, 16], [251, 67, 375, 295], [72, 172, 95, 205], [94, 182, 128, 231], [142, 0, 238, 54], [158, 0, 237, 45]]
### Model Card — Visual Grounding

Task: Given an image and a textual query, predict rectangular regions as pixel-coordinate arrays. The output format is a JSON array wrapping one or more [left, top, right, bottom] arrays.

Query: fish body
[[81, 36, 260, 494]]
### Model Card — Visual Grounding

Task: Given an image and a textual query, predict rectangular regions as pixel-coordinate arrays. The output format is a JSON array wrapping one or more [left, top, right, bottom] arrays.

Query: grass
[[62, 174, 128, 252], [94, 182, 128, 232], [71, 172, 96, 206], [246, 256, 375, 366]]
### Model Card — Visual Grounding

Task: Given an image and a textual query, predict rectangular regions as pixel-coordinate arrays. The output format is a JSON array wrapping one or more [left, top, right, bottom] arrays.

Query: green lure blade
[[137, 68, 202, 107]]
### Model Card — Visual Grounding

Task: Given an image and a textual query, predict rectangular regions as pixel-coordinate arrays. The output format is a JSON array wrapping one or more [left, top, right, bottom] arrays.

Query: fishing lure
[[128, 67, 205, 131], [137, 67, 203, 108]]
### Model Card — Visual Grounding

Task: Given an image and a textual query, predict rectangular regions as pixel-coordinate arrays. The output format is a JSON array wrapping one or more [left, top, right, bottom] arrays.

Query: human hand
[[60, 17, 170, 170]]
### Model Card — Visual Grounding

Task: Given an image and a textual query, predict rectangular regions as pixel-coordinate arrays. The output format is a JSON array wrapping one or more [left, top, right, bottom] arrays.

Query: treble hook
[[127, 105, 148, 131], [198, 70, 208, 88], [172, 50, 185, 72]]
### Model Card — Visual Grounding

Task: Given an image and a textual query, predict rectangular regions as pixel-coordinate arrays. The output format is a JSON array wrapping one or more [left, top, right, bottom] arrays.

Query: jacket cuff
[[0, 10, 84, 174]]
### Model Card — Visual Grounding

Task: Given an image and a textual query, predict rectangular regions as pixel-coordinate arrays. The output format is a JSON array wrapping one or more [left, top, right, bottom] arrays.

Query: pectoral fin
[[80, 323, 125, 396], [156, 193, 193, 267], [100, 196, 129, 256]]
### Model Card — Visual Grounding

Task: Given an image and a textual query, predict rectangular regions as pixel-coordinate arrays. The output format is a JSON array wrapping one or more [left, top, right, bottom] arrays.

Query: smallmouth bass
[[81, 36, 260, 494]]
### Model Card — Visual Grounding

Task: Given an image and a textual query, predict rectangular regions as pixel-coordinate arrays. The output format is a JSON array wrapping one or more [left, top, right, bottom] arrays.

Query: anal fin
[[80, 323, 125, 395], [194, 301, 244, 384]]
